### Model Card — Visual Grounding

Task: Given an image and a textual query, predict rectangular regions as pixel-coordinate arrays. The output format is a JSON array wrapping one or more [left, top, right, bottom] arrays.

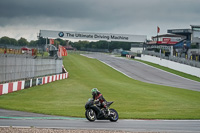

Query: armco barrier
[[0, 72, 68, 96]]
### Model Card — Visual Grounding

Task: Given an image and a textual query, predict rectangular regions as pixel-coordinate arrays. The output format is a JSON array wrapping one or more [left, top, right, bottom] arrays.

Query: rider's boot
[[105, 107, 110, 116]]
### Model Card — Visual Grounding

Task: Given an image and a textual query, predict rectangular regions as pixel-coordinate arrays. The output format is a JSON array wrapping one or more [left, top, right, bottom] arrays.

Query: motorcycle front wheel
[[109, 108, 119, 122], [85, 109, 96, 122]]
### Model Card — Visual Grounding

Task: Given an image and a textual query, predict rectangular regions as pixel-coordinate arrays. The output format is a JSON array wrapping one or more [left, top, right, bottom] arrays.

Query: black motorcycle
[[85, 98, 119, 122]]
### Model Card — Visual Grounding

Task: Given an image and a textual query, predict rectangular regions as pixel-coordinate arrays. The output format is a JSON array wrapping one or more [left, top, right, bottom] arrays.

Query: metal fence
[[0, 54, 63, 83], [142, 51, 200, 68]]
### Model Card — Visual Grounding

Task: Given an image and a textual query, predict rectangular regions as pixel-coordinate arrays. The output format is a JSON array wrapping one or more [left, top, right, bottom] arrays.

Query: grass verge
[[0, 54, 200, 119]]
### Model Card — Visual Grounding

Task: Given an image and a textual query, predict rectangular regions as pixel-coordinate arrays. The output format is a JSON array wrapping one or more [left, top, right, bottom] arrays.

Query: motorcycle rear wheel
[[85, 109, 96, 122], [109, 108, 118, 122]]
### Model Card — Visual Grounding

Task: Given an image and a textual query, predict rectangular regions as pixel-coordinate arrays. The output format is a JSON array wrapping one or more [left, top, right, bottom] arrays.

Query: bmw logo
[[58, 32, 64, 37]]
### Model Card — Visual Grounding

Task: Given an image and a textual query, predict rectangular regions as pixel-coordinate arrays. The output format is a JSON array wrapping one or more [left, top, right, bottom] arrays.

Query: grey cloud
[[0, 0, 96, 18], [1, 0, 200, 22], [0, 0, 200, 40]]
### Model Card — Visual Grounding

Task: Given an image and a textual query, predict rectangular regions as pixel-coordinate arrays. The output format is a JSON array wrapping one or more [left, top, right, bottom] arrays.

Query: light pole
[[107, 40, 111, 53], [198, 43, 200, 61], [108, 42, 109, 52]]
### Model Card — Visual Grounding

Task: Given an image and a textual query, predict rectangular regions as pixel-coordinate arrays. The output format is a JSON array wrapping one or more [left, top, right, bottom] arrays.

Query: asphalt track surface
[[1, 53, 200, 132], [83, 53, 200, 92], [1, 119, 200, 133], [0, 109, 200, 133]]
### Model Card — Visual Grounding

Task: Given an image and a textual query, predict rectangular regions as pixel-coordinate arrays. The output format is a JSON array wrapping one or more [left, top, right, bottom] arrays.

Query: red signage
[[50, 39, 54, 44], [163, 38, 171, 42], [58, 45, 67, 57], [147, 37, 178, 45]]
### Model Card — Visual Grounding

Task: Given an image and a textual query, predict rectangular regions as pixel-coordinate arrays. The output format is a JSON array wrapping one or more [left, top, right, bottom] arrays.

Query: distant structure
[[146, 25, 200, 61]]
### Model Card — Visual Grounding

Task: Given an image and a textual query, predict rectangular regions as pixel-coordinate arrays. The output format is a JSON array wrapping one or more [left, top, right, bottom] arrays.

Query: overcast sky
[[0, 0, 200, 41]]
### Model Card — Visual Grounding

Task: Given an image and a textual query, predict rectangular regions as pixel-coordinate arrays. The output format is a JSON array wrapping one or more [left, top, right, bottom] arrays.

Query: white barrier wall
[[0, 55, 63, 83], [138, 54, 200, 78]]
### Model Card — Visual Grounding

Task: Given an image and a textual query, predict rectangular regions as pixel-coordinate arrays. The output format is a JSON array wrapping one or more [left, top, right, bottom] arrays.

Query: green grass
[[0, 54, 200, 119], [134, 59, 200, 82], [36, 52, 49, 57]]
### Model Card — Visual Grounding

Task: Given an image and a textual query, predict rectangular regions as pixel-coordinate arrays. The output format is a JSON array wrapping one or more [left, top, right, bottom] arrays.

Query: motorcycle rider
[[91, 88, 110, 116]]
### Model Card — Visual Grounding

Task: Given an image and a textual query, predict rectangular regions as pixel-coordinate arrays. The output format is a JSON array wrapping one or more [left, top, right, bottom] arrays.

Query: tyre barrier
[[0, 72, 69, 96]]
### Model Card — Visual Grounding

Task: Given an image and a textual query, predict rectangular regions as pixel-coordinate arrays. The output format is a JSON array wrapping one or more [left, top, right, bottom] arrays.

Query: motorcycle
[[85, 98, 119, 122]]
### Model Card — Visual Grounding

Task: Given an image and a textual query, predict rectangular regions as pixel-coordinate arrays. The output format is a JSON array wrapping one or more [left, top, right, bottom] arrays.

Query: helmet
[[91, 88, 98, 96]]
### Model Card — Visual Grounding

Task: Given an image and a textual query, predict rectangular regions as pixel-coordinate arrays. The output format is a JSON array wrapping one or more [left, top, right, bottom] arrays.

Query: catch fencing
[[0, 54, 63, 83]]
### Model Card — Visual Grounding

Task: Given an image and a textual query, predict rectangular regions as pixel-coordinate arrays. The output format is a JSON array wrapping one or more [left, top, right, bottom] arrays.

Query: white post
[[170, 46, 173, 56]]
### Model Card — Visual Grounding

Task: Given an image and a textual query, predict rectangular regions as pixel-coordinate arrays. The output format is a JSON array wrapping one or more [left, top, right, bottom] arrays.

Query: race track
[[0, 114, 200, 133], [83, 53, 200, 92], [0, 109, 200, 132], [1, 53, 200, 132]]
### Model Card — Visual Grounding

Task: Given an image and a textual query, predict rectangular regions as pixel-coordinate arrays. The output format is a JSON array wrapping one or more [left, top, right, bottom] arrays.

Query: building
[[146, 25, 200, 61]]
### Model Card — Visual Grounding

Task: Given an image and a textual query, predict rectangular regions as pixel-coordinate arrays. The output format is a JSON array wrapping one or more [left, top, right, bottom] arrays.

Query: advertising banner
[[191, 25, 200, 43], [32, 79, 36, 87], [40, 30, 146, 42], [37, 78, 43, 85], [24, 80, 31, 89], [192, 30, 200, 43]]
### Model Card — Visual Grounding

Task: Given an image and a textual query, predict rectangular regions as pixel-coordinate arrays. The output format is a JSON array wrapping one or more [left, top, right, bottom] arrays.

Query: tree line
[[0, 36, 131, 51], [0, 36, 44, 46], [72, 40, 131, 51]]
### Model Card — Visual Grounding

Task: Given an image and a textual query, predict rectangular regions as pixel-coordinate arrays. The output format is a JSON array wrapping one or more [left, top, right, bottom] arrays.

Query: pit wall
[[0, 72, 68, 96], [136, 54, 200, 78]]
